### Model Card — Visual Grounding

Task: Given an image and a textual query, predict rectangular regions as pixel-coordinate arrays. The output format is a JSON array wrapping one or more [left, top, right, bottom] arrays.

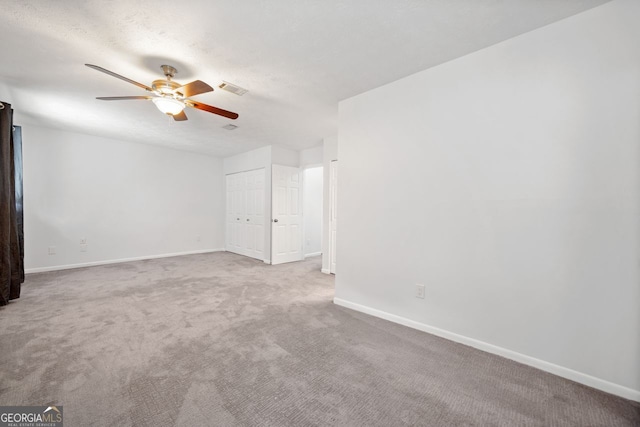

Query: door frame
[[328, 160, 337, 274]]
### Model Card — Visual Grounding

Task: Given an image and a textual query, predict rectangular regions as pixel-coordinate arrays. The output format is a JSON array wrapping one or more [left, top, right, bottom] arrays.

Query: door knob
[[273, 219, 279, 223], [237, 218, 240, 220], [246, 219, 250, 221]]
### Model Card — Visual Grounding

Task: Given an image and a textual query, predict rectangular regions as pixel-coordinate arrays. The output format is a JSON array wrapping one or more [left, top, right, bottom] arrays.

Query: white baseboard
[[333, 297, 640, 402], [321, 268, 331, 274], [25, 249, 225, 274], [304, 252, 322, 258]]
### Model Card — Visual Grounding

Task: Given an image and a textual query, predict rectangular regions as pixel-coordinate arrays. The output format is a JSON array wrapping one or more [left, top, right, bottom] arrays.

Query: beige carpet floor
[[0, 252, 638, 426]]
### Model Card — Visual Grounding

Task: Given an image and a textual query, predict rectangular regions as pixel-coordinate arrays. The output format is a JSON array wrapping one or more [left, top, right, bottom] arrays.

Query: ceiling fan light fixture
[[152, 97, 185, 115]]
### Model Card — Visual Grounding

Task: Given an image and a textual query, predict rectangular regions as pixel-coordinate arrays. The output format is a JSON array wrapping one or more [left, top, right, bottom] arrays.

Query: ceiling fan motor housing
[[153, 65, 181, 96], [152, 79, 181, 95]]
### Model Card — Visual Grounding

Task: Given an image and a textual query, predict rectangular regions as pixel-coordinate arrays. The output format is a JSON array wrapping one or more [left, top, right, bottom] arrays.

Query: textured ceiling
[[0, 0, 608, 157]]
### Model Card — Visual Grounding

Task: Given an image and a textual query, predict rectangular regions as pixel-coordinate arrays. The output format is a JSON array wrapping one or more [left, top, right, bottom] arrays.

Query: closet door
[[226, 168, 266, 260], [226, 172, 246, 256], [244, 168, 265, 260]]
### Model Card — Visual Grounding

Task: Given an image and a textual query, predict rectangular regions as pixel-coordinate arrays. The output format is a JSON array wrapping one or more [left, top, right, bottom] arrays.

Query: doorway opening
[[303, 166, 323, 260]]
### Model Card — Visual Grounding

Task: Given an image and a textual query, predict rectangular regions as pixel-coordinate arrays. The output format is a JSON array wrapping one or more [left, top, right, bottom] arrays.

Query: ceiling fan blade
[[96, 96, 153, 101], [187, 101, 239, 120], [85, 64, 153, 92], [172, 110, 188, 121], [173, 80, 213, 98]]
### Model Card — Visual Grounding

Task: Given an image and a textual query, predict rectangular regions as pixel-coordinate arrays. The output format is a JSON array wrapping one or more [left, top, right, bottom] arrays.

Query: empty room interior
[[1, 0, 639, 425]]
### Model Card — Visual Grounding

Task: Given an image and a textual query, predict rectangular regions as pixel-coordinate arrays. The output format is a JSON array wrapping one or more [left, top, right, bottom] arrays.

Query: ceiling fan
[[85, 64, 238, 121]]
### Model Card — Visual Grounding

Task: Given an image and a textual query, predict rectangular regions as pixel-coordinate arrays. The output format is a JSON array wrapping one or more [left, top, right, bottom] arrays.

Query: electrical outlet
[[80, 244, 88, 252], [48, 246, 56, 255], [80, 238, 87, 244], [196, 236, 201, 242], [416, 284, 425, 299]]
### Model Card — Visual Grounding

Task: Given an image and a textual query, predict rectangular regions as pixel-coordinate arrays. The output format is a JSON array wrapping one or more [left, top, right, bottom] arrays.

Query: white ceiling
[[0, 0, 608, 157]]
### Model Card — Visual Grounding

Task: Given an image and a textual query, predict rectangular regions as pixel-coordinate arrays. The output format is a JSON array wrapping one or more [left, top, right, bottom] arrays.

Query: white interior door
[[329, 161, 338, 274], [226, 168, 265, 260], [244, 169, 265, 260], [271, 164, 303, 265], [226, 172, 245, 256]]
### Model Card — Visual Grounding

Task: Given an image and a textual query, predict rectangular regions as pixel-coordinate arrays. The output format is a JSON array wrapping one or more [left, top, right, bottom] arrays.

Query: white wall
[[223, 145, 272, 176], [303, 166, 323, 257], [336, 0, 640, 400], [24, 125, 225, 271], [321, 136, 337, 273], [299, 145, 323, 168], [272, 145, 300, 167]]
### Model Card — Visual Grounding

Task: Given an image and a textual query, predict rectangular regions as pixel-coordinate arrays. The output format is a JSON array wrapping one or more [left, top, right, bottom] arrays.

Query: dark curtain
[[0, 101, 24, 306]]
